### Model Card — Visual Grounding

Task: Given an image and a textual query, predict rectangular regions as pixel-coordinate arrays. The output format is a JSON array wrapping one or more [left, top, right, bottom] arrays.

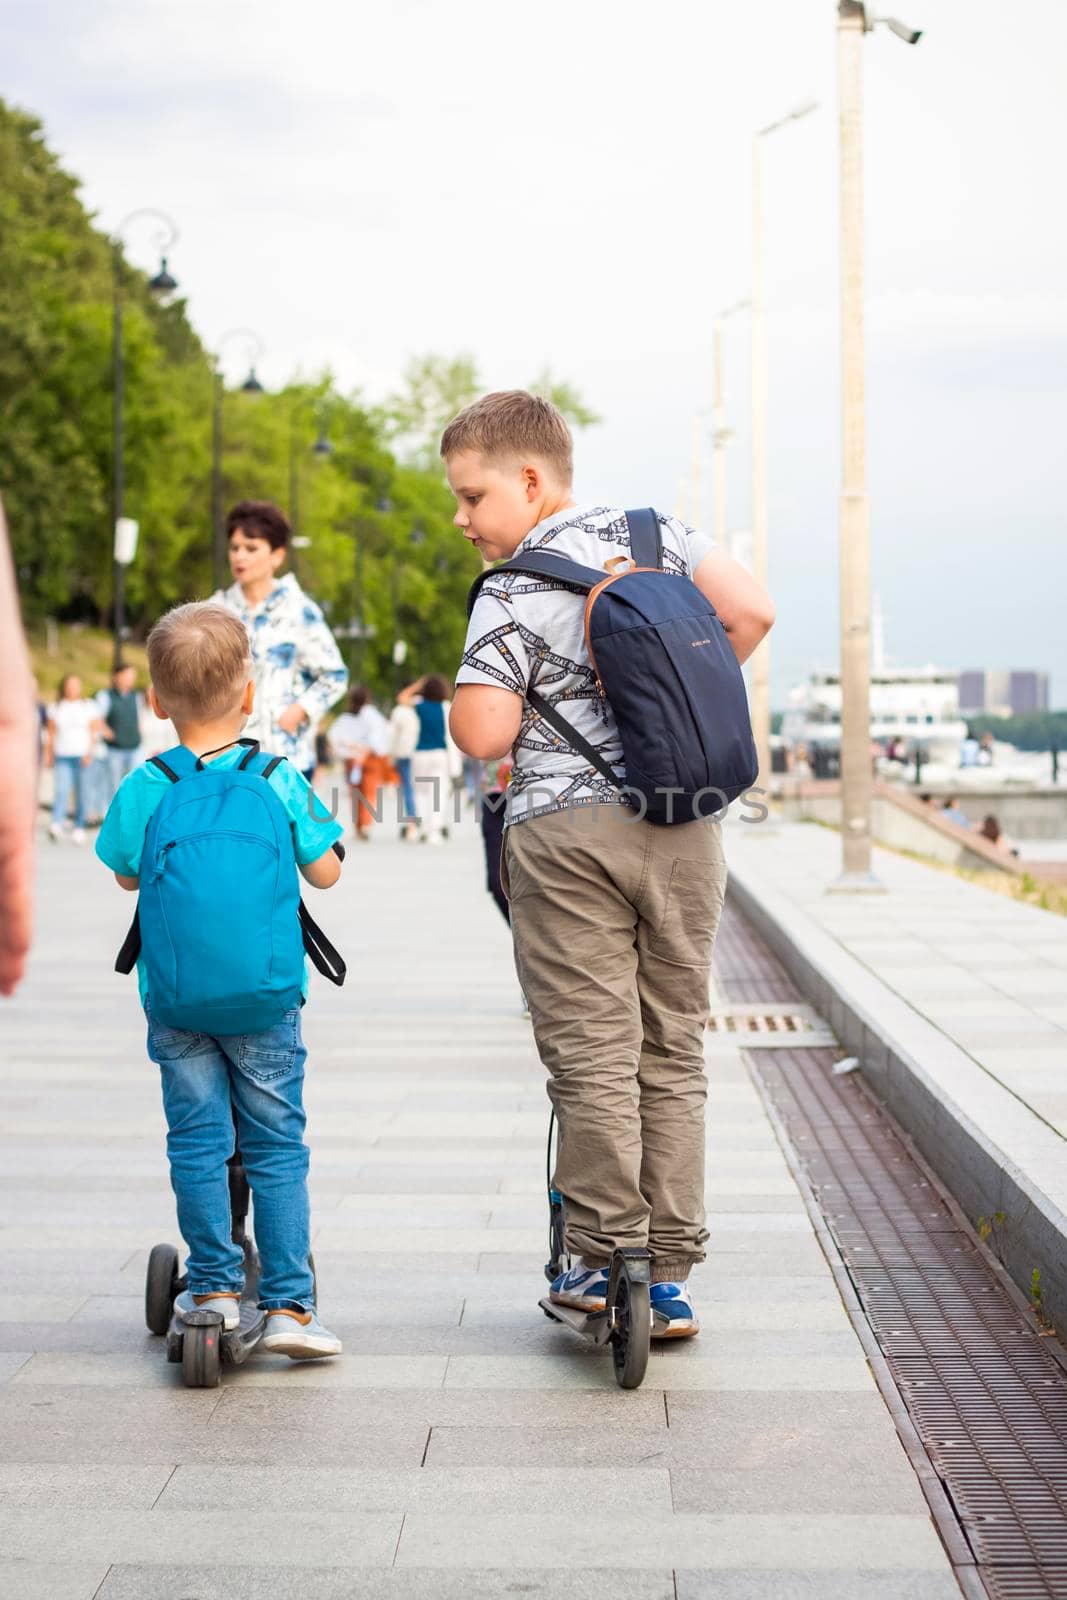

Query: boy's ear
[[521, 463, 542, 502], [241, 679, 255, 714], [146, 684, 168, 721]]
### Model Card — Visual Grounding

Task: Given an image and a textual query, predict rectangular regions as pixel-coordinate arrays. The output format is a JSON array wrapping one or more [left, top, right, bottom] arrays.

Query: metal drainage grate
[[706, 1005, 835, 1047], [753, 1042, 1067, 1598], [718, 907, 1067, 1600]]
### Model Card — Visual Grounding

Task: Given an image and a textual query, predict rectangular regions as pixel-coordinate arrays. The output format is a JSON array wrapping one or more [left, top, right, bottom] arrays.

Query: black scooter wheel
[[145, 1244, 180, 1336], [181, 1322, 222, 1388], [611, 1274, 651, 1390]]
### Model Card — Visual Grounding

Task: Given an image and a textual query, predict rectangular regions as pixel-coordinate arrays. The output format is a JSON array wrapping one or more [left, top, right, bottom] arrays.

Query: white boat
[[781, 601, 967, 782]]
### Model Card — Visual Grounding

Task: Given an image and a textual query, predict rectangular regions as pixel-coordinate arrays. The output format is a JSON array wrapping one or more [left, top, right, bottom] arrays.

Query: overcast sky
[[7, 0, 1066, 703]]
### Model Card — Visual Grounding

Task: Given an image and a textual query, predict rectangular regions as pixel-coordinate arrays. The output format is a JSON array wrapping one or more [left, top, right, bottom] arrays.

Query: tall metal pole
[[210, 329, 265, 592], [689, 414, 703, 531], [355, 533, 365, 676], [109, 209, 179, 656], [288, 407, 301, 581], [749, 134, 771, 790], [211, 368, 224, 592], [111, 243, 125, 671], [712, 300, 748, 552], [835, 0, 877, 883], [712, 319, 727, 550], [749, 105, 817, 794]]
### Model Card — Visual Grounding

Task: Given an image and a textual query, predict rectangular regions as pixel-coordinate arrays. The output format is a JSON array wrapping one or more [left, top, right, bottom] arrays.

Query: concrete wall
[[778, 781, 1067, 842], [777, 784, 1020, 876]]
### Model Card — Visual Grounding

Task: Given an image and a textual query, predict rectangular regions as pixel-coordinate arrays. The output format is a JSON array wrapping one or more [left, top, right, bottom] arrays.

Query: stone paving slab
[[158, 1463, 674, 1513], [93, 1567, 678, 1600], [394, 1512, 948, 1570], [676, 1576, 962, 1600], [0, 823, 956, 1593], [4, 1507, 403, 1566], [3, 1564, 111, 1600]]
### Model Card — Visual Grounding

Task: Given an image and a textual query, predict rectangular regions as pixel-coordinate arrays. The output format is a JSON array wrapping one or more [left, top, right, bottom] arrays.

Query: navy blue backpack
[[466, 508, 757, 824]]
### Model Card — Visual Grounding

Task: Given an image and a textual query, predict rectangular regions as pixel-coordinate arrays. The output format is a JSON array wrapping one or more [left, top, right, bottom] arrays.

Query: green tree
[[0, 99, 503, 700], [384, 351, 601, 465]]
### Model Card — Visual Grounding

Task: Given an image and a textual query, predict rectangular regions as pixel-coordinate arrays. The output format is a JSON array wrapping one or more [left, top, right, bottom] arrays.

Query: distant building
[[958, 670, 1049, 717]]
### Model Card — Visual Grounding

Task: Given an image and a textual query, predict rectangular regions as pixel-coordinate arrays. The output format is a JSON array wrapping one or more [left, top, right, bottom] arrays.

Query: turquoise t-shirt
[[96, 744, 343, 1006]]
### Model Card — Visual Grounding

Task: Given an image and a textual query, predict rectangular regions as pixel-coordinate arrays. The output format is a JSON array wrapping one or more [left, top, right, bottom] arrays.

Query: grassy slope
[[27, 624, 149, 699]]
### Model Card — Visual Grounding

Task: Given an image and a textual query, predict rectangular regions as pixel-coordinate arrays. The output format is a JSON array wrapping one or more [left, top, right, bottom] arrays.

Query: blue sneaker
[[174, 1289, 241, 1331], [260, 1308, 342, 1360], [650, 1280, 699, 1339], [549, 1259, 610, 1311]]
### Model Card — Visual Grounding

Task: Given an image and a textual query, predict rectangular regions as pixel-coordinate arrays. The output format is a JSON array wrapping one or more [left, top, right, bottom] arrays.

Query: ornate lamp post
[[110, 210, 179, 668]]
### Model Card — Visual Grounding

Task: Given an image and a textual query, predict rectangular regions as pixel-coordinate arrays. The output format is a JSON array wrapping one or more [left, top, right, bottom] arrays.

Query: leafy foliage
[[1, 98, 598, 699]]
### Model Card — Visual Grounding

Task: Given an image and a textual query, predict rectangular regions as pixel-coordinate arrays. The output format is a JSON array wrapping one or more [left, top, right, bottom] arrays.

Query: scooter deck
[[540, 1296, 669, 1341], [165, 1301, 267, 1367], [539, 1296, 616, 1346]]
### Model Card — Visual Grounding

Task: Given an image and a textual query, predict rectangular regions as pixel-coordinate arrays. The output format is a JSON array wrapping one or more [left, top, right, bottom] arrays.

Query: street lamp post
[[110, 211, 179, 669], [210, 330, 264, 592], [750, 102, 817, 793], [833, 2, 921, 888], [393, 526, 426, 694], [711, 300, 749, 550]]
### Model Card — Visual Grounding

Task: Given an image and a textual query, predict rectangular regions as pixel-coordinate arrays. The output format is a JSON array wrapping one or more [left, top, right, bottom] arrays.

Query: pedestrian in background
[[98, 662, 144, 803], [388, 698, 420, 840], [45, 674, 104, 844], [329, 685, 393, 840], [213, 500, 348, 783], [397, 674, 459, 845]]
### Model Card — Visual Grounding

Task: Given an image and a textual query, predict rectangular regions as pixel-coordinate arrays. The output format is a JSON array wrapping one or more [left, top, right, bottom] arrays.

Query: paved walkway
[[1, 808, 958, 1597]]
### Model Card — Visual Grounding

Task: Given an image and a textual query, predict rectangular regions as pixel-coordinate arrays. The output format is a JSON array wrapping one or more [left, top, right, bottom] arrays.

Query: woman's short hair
[[348, 685, 372, 713], [421, 674, 451, 702], [225, 500, 290, 551]]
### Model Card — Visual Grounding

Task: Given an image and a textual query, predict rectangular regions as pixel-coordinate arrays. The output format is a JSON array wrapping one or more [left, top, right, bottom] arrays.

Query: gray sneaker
[[174, 1289, 241, 1331], [260, 1308, 342, 1360]]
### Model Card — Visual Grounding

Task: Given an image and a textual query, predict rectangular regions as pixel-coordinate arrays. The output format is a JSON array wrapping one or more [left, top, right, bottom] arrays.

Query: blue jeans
[[107, 746, 142, 801], [395, 756, 417, 821], [51, 756, 87, 828], [146, 1004, 314, 1310]]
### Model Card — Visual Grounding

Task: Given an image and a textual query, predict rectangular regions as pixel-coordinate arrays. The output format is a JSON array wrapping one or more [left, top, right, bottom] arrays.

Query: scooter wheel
[[145, 1243, 180, 1336], [181, 1322, 222, 1388], [611, 1273, 651, 1390]]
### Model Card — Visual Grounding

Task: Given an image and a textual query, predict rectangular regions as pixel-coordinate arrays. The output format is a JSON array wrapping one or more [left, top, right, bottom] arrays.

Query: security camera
[[883, 16, 923, 43]]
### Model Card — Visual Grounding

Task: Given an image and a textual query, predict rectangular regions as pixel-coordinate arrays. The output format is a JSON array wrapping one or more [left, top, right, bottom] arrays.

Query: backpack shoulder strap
[[298, 901, 346, 986], [148, 751, 185, 783], [466, 552, 605, 618], [527, 689, 622, 793], [625, 507, 663, 569]]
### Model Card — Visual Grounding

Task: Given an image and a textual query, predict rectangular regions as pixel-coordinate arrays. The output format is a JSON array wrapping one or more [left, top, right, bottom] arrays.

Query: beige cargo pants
[[503, 801, 727, 1281]]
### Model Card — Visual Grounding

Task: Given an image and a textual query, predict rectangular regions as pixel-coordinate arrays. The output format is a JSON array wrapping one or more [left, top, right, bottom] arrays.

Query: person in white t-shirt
[[329, 686, 393, 840], [44, 675, 105, 844]]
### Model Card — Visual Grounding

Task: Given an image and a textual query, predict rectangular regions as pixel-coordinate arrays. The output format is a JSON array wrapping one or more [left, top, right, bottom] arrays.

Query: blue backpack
[[115, 739, 345, 1035], [466, 508, 758, 824]]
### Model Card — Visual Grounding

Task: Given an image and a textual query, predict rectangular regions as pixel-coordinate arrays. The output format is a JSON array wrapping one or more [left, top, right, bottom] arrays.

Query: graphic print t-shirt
[[456, 506, 715, 826]]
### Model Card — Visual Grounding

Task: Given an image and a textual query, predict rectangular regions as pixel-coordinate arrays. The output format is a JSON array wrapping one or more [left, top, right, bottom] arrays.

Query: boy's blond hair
[[147, 602, 251, 724], [440, 390, 573, 485]]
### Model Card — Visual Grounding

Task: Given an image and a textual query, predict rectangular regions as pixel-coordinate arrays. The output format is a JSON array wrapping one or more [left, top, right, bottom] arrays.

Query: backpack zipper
[[151, 841, 177, 881], [151, 831, 276, 880]]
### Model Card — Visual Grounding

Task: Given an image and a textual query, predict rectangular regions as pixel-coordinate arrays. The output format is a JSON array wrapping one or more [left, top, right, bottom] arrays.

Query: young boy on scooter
[[444, 391, 774, 1337], [96, 601, 344, 1359]]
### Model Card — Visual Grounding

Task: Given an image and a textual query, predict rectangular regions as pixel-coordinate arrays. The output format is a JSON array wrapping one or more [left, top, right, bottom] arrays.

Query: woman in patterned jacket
[[212, 500, 349, 782]]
